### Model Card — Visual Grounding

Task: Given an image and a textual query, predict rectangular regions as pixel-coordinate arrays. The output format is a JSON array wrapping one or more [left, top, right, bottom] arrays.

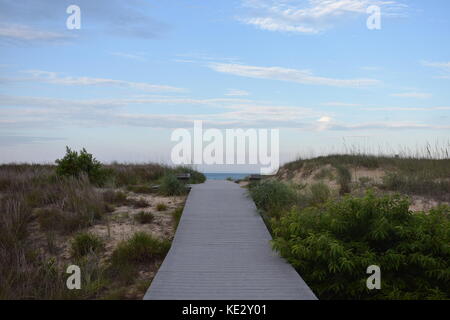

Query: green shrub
[[55, 147, 109, 185], [134, 211, 154, 224], [156, 203, 167, 211], [271, 192, 450, 300], [71, 233, 104, 258], [159, 174, 186, 196], [249, 180, 297, 218], [336, 165, 351, 195], [309, 182, 331, 205], [111, 232, 170, 266]]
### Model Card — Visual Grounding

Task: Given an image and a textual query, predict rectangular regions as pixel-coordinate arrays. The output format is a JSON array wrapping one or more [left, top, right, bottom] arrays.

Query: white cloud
[[0, 23, 70, 41], [110, 52, 147, 61], [19, 70, 186, 93], [390, 92, 432, 99], [209, 63, 380, 87], [238, 0, 407, 34], [363, 106, 450, 111], [421, 61, 450, 71], [322, 101, 362, 107], [225, 89, 250, 96], [421, 60, 450, 79], [328, 121, 450, 131]]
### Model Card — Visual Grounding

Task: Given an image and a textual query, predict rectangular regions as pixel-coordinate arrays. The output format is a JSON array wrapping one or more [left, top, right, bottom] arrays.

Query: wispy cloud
[[328, 121, 450, 131], [14, 70, 186, 93], [322, 102, 362, 107], [0, 0, 169, 41], [109, 52, 147, 62], [2, 93, 448, 133], [421, 60, 450, 79], [363, 106, 450, 111], [209, 63, 380, 87], [0, 23, 71, 42], [225, 89, 250, 96], [390, 92, 432, 99], [238, 0, 407, 34], [0, 135, 65, 147]]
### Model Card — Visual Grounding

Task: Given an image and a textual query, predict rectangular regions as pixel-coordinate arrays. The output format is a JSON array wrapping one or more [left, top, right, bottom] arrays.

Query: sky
[[0, 0, 449, 172]]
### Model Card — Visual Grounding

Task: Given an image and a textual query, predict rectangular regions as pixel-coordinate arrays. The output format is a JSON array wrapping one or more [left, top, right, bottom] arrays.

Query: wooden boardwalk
[[144, 180, 317, 300]]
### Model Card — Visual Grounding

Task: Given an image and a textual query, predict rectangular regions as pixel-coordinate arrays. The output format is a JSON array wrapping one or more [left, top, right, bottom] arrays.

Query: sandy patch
[[26, 188, 186, 299]]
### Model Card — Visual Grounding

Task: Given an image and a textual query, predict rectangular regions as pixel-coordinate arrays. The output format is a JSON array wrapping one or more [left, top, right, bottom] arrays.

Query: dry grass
[[0, 163, 189, 299]]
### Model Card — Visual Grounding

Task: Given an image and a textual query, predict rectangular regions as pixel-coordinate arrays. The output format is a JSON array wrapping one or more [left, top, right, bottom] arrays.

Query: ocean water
[[204, 173, 252, 180]]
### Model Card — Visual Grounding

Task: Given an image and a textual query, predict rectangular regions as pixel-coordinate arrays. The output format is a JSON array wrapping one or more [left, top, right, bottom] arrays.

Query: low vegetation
[[71, 233, 104, 258], [108, 232, 171, 285], [156, 203, 168, 211], [250, 153, 450, 300], [134, 211, 154, 224], [158, 173, 187, 196], [0, 147, 199, 299]]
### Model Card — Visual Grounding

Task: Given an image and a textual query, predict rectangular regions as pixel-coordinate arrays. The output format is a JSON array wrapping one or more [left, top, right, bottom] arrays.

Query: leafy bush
[[271, 192, 450, 299], [134, 211, 154, 224], [156, 203, 167, 211], [249, 180, 297, 218], [111, 232, 170, 266], [55, 147, 109, 185], [71, 233, 104, 258], [159, 174, 186, 196]]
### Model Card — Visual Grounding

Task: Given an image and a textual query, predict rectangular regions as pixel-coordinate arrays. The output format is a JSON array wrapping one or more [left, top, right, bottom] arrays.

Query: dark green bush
[[55, 147, 109, 185], [111, 232, 170, 266], [249, 180, 297, 218], [271, 192, 450, 299], [159, 174, 186, 196], [71, 232, 104, 258]]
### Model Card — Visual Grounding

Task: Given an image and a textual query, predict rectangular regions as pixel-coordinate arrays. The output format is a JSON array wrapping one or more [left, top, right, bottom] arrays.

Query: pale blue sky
[[0, 0, 449, 171]]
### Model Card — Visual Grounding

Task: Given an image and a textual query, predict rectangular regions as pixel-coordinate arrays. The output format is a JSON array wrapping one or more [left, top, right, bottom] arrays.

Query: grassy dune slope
[[0, 161, 204, 300], [249, 154, 450, 300]]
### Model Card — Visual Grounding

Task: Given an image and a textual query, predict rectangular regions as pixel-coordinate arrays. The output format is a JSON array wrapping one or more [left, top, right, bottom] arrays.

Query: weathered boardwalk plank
[[144, 180, 317, 300]]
